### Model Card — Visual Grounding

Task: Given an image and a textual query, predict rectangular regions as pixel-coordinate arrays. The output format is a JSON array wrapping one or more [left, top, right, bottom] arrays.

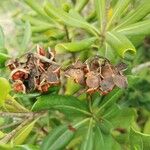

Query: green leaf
[[130, 128, 150, 150], [42, 118, 89, 150], [75, 0, 89, 12], [94, 0, 105, 30], [115, 1, 150, 29], [109, 108, 135, 129], [0, 25, 5, 49], [93, 125, 104, 150], [65, 78, 81, 95], [55, 37, 97, 54], [96, 89, 123, 115], [31, 25, 56, 33], [0, 52, 11, 68], [12, 120, 37, 145], [117, 20, 150, 36], [44, 2, 99, 36], [23, 0, 55, 23], [106, 31, 136, 57], [144, 118, 150, 134], [20, 21, 31, 53], [80, 119, 93, 150], [32, 94, 91, 116], [14, 145, 39, 150], [0, 78, 11, 106], [107, 0, 131, 29]]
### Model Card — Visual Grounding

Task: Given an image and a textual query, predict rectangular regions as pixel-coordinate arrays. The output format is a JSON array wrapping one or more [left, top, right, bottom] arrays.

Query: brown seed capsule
[[65, 68, 85, 85], [13, 80, 26, 93], [100, 77, 115, 92], [112, 74, 128, 88], [37, 45, 46, 56], [47, 72, 60, 86], [86, 71, 100, 90], [38, 82, 50, 92], [6, 59, 19, 70], [47, 64, 60, 75], [10, 69, 29, 81], [115, 62, 127, 72]]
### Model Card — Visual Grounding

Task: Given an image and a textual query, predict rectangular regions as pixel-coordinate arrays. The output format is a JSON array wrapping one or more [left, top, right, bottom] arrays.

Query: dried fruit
[[65, 55, 128, 95], [7, 46, 60, 93]]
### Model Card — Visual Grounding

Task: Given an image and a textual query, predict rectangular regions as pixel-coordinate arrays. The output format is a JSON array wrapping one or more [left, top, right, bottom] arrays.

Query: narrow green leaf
[[130, 128, 150, 150], [0, 25, 5, 49], [0, 78, 11, 106], [0, 26, 10, 67], [0, 53, 11, 68], [106, 31, 136, 57], [31, 25, 56, 33], [75, 0, 89, 12], [44, 3, 99, 36], [55, 37, 97, 54], [42, 118, 89, 150], [32, 94, 91, 116], [94, 0, 105, 30], [20, 21, 31, 53], [117, 20, 150, 36], [107, 0, 131, 29], [12, 120, 37, 145], [144, 118, 150, 134], [23, 0, 55, 23], [22, 15, 51, 26], [96, 89, 123, 115], [115, 1, 150, 29], [65, 78, 81, 95], [80, 119, 93, 150], [94, 125, 104, 150], [14, 145, 39, 150]]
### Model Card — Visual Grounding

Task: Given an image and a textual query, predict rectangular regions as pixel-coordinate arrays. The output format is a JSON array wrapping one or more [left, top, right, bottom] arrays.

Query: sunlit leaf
[[44, 2, 99, 36], [107, 0, 131, 29], [14, 145, 39, 150], [55, 37, 97, 54], [118, 20, 150, 36], [75, 0, 89, 12], [0, 78, 11, 106], [106, 31, 136, 57], [116, 0, 150, 29], [12, 120, 37, 145], [143, 118, 150, 134]]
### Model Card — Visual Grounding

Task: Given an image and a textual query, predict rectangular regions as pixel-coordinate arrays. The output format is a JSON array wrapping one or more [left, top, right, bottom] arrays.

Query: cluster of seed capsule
[[6, 47, 128, 95], [6, 46, 60, 93], [65, 56, 128, 95]]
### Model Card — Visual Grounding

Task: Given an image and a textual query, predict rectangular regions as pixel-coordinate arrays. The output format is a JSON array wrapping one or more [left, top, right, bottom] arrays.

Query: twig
[[0, 120, 22, 130], [34, 53, 57, 65], [0, 112, 34, 118], [64, 25, 71, 42], [0, 112, 45, 144], [0, 116, 33, 143], [132, 62, 150, 74]]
